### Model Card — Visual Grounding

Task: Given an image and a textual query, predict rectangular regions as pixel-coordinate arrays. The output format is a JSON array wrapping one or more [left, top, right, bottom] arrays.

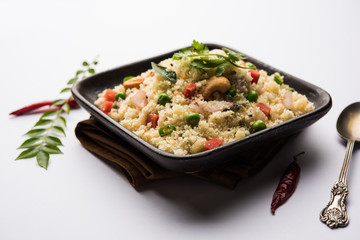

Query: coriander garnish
[[173, 40, 256, 76]]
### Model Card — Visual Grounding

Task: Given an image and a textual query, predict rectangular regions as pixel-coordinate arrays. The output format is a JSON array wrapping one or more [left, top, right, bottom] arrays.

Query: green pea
[[245, 62, 257, 70], [253, 120, 266, 132], [228, 86, 237, 97], [123, 76, 134, 82], [158, 93, 171, 106], [115, 92, 126, 101], [159, 125, 176, 137], [246, 90, 258, 102], [274, 75, 283, 85], [186, 113, 201, 126]]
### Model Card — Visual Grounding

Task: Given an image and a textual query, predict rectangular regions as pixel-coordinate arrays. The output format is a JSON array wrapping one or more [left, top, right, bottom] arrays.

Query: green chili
[[159, 125, 176, 137], [274, 75, 283, 85]]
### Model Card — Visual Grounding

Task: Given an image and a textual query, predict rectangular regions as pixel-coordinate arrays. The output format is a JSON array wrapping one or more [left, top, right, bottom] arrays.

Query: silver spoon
[[320, 102, 360, 228]]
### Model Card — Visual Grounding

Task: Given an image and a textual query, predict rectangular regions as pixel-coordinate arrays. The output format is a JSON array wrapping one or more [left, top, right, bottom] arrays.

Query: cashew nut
[[123, 76, 145, 90], [202, 76, 231, 100]]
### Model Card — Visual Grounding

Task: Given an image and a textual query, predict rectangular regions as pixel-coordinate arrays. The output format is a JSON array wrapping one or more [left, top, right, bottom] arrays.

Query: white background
[[1, 0, 360, 239]]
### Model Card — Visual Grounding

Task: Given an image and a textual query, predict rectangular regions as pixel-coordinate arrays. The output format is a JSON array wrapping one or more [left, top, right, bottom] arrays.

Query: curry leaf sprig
[[173, 40, 256, 76], [15, 59, 98, 169]]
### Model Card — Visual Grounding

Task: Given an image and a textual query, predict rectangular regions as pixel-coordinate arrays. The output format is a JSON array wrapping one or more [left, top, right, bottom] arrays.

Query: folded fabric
[[75, 118, 286, 189]]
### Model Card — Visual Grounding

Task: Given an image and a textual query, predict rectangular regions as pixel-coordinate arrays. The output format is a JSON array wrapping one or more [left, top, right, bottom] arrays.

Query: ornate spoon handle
[[320, 181, 349, 228], [320, 139, 354, 228]]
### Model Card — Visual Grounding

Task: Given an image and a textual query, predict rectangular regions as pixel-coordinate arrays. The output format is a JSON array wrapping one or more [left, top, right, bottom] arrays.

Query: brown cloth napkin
[[75, 118, 287, 189]]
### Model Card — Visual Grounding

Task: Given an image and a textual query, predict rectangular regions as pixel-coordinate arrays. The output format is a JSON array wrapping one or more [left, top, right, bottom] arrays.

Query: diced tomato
[[103, 89, 117, 101], [184, 83, 197, 99], [146, 114, 159, 128], [101, 101, 113, 114], [249, 69, 260, 84], [256, 103, 271, 117], [204, 138, 223, 150]]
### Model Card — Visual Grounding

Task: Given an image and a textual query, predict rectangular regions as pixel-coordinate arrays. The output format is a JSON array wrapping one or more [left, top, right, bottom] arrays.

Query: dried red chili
[[67, 97, 79, 109], [10, 97, 79, 116], [270, 152, 304, 215], [9, 101, 54, 116]]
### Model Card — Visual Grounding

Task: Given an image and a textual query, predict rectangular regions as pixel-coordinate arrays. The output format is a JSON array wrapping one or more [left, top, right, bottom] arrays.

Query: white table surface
[[1, 0, 360, 239]]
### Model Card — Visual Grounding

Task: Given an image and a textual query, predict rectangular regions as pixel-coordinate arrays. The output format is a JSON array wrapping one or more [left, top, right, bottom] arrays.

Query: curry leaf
[[45, 136, 63, 146], [60, 87, 71, 93], [67, 77, 78, 85], [18, 137, 41, 149], [40, 110, 59, 119], [41, 145, 63, 154], [151, 62, 177, 83], [51, 126, 66, 136], [76, 70, 84, 76], [36, 151, 49, 169], [61, 103, 70, 114], [51, 99, 66, 106], [34, 119, 52, 127], [16, 148, 39, 160], [57, 116, 66, 127], [25, 129, 46, 137]]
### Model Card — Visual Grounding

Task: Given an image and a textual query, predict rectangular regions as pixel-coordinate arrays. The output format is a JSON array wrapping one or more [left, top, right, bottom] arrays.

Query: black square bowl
[[71, 44, 332, 173]]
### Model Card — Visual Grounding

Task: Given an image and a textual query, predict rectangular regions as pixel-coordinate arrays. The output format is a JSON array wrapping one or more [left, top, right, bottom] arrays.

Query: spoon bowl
[[337, 102, 360, 141], [320, 102, 360, 228]]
